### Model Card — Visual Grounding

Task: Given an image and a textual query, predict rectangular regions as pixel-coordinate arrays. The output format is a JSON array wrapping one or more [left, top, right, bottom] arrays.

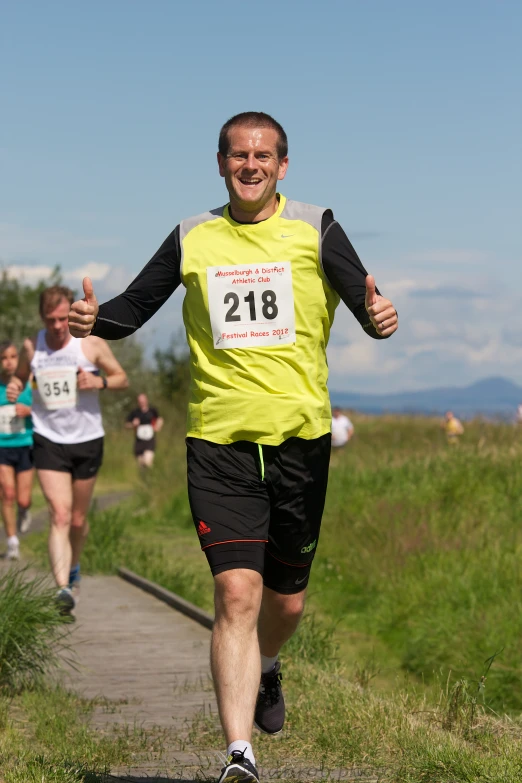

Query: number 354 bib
[[36, 367, 77, 411], [206, 262, 296, 350]]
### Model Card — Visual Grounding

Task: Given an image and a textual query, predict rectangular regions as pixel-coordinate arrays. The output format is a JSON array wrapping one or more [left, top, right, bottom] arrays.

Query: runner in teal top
[[0, 382, 33, 447], [0, 340, 34, 559]]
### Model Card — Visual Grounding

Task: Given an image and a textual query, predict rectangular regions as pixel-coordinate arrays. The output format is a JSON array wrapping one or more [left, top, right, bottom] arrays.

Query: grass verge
[[0, 568, 73, 694]]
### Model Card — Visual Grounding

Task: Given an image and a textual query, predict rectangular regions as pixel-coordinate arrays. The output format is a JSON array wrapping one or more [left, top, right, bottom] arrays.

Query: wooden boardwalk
[[66, 574, 221, 781]]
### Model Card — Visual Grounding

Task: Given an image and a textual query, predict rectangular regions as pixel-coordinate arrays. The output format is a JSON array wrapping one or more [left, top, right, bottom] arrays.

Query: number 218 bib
[[206, 262, 296, 350]]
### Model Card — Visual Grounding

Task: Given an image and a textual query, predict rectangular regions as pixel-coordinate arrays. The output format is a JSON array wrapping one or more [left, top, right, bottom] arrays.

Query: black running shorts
[[33, 433, 104, 479], [0, 445, 33, 473], [187, 434, 331, 594]]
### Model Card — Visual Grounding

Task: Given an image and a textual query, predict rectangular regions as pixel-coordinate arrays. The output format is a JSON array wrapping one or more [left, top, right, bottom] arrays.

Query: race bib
[[137, 424, 154, 441], [0, 405, 26, 435], [206, 262, 296, 350], [36, 366, 77, 411]]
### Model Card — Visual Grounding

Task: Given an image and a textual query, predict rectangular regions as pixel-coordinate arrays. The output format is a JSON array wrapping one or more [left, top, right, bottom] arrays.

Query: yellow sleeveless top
[[180, 194, 340, 445]]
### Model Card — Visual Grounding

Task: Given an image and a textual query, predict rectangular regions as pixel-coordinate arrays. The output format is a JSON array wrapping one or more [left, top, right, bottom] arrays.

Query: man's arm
[[80, 337, 129, 390], [321, 212, 398, 339], [69, 227, 181, 340]]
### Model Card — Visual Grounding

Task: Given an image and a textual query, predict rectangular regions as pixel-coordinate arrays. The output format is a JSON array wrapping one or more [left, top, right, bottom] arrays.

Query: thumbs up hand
[[365, 274, 398, 338], [68, 277, 99, 338]]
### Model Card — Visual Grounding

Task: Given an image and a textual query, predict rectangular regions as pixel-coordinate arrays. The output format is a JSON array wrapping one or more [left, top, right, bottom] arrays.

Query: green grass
[[17, 413, 522, 780], [0, 568, 73, 694], [0, 685, 162, 782]]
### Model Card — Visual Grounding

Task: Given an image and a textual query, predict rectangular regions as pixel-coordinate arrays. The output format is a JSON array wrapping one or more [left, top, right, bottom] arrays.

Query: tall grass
[[0, 568, 72, 694]]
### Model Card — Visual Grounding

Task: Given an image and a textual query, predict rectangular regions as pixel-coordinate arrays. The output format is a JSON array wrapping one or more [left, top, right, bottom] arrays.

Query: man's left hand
[[77, 367, 103, 390], [365, 275, 398, 337]]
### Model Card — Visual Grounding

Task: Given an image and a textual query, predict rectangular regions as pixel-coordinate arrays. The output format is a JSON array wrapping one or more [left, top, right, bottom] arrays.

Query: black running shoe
[[55, 587, 75, 617], [218, 750, 260, 783], [254, 661, 285, 734]]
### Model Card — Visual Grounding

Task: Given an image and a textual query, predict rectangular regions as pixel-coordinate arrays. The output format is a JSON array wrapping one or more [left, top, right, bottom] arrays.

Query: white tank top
[[31, 331, 105, 444]]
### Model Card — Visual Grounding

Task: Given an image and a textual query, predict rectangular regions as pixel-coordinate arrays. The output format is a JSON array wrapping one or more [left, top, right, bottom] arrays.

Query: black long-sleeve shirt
[[92, 210, 383, 341]]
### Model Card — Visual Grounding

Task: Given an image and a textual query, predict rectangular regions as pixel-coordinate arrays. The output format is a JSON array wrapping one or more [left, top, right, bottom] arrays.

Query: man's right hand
[[69, 277, 99, 338]]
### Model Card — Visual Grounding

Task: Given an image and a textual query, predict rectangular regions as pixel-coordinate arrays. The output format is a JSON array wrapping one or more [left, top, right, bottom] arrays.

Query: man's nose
[[243, 153, 258, 170]]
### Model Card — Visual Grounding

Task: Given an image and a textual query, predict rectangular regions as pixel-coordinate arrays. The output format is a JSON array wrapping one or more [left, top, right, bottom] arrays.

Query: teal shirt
[[0, 382, 33, 448]]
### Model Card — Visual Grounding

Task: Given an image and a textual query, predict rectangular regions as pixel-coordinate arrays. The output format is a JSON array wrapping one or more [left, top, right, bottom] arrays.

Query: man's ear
[[217, 152, 226, 178], [277, 156, 289, 181]]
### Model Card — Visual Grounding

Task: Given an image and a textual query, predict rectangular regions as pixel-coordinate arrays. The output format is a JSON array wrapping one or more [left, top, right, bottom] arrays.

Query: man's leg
[[141, 450, 155, 468], [38, 469, 74, 588], [0, 464, 17, 539], [211, 568, 264, 745], [70, 476, 97, 568], [257, 585, 307, 656]]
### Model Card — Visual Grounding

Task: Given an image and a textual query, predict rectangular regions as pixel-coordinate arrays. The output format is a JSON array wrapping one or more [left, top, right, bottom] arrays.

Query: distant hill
[[330, 377, 522, 419]]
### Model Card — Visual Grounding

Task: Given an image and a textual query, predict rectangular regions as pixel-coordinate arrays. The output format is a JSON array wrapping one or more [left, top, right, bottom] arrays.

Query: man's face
[[218, 126, 288, 214], [43, 299, 70, 343], [138, 394, 148, 410], [0, 346, 18, 376]]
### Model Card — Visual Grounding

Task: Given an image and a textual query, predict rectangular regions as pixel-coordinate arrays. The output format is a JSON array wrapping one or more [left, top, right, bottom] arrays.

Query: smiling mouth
[[239, 178, 262, 186]]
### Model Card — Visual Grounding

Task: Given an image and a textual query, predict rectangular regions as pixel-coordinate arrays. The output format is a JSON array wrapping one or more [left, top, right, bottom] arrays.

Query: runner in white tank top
[[7, 285, 128, 615], [31, 329, 105, 444]]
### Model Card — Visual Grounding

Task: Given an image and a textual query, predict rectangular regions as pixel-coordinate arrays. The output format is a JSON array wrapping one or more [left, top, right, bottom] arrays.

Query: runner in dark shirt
[[125, 393, 163, 468]]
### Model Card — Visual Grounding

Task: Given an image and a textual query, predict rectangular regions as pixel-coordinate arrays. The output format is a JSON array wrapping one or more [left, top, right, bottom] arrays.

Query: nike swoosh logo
[[294, 575, 308, 585], [281, 234, 294, 238]]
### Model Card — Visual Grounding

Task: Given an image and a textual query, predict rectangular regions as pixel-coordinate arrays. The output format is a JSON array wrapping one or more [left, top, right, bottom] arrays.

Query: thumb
[[365, 274, 377, 308], [83, 276, 96, 303]]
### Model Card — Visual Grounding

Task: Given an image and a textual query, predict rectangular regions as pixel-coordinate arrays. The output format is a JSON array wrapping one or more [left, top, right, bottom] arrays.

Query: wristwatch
[[100, 376, 108, 390]]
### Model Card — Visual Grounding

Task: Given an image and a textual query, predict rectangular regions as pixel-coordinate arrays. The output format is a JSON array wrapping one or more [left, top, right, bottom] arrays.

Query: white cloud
[[68, 262, 110, 282], [4, 264, 54, 282]]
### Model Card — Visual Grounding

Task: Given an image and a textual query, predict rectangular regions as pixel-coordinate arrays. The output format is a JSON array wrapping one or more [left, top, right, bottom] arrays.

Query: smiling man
[[68, 111, 398, 783]]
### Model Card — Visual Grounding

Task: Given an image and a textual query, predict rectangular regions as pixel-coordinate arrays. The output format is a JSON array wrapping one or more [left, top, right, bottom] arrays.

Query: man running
[[0, 340, 34, 560], [68, 112, 398, 782], [331, 407, 354, 448], [125, 393, 163, 469], [8, 286, 128, 613]]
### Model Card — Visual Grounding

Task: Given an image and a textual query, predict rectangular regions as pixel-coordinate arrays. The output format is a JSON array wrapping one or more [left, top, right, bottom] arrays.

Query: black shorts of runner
[[0, 445, 33, 473], [134, 439, 156, 457], [33, 433, 104, 480], [187, 433, 331, 594]]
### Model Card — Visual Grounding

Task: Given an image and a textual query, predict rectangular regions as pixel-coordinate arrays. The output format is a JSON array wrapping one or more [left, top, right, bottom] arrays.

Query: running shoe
[[217, 750, 260, 783], [6, 538, 20, 561], [55, 587, 75, 616], [17, 507, 32, 534], [254, 661, 285, 734]]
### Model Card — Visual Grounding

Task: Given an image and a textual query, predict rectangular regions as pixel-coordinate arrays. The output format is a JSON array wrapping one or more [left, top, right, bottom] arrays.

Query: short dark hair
[[218, 112, 288, 160], [39, 285, 75, 318]]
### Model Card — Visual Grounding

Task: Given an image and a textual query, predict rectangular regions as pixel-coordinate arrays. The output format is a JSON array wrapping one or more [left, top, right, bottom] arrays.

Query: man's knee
[[214, 568, 263, 623], [263, 588, 306, 625], [70, 512, 88, 530], [51, 507, 72, 528]]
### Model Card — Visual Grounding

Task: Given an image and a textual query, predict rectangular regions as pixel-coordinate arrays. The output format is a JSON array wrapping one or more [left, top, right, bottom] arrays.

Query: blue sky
[[1, 0, 521, 393]]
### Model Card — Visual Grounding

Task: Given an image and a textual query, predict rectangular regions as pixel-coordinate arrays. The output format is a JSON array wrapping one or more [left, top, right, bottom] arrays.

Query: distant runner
[[125, 393, 164, 469], [8, 286, 128, 614], [443, 410, 464, 444], [0, 341, 34, 560], [68, 112, 398, 783], [331, 407, 354, 448]]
